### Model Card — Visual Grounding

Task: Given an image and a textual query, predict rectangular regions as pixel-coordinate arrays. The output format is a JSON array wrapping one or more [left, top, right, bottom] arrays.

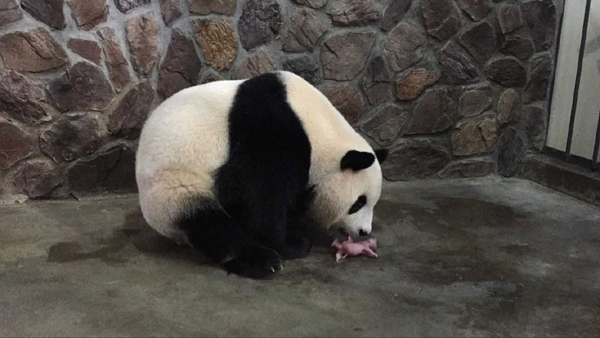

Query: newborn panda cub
[[136, 71, 388, 278]]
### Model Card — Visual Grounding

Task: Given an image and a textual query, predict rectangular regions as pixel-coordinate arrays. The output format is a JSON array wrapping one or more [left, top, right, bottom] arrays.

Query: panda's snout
[[359, 229, 369, 236]]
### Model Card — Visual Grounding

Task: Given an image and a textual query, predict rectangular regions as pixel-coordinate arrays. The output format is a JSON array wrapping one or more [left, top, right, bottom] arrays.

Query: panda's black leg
[[280, 213, 314, 259], [280, 188, 315, 259], [281, 234, 312, 259], [179, 201, 282, 279]]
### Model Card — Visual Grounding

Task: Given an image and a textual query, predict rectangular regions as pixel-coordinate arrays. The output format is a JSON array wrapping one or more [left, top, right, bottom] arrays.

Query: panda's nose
[[359, 229, 368, 236]]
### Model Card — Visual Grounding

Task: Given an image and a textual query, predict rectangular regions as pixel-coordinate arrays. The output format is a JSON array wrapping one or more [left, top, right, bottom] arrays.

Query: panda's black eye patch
[[349, 195, 367, 214]]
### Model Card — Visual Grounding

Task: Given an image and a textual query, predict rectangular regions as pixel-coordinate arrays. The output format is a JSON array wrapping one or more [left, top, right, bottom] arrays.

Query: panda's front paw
[[282, 235, 312, 259], [223, 244, 283, 279]]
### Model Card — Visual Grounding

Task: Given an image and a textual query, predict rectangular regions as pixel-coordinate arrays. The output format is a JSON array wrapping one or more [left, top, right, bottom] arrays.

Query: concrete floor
[[1, 178, 600, 337]]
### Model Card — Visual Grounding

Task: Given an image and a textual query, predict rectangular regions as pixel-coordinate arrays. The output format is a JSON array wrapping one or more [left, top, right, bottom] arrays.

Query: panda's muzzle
[[338, 227, 350, 237], [337, 227, 369, 237]]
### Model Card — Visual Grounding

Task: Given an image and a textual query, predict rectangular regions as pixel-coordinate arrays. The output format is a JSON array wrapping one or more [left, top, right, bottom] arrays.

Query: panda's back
[[136, 79, 244, 241]]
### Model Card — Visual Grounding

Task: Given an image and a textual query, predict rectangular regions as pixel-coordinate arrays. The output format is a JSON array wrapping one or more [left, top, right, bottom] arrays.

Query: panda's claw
[[223, 244, 283, 279]]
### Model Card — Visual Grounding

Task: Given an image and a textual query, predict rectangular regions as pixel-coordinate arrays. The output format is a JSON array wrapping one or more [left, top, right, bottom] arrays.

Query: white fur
[[280, 71, 382, 235], [136, 71, 383, 243]]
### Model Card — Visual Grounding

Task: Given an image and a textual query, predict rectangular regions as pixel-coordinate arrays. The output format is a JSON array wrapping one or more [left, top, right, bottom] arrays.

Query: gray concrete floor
[[1, 178, 600, 337]]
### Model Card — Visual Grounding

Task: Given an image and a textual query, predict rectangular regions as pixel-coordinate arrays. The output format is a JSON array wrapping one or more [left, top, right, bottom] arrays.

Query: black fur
[[178, 73, 313, 278], [341, 150, 375, 171], [375, 148, 389, 163]]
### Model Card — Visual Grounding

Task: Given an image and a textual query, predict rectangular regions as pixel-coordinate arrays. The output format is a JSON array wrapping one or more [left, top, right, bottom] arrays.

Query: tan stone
[[452, 113, 497, 156], [189, 0, 236, 15], [126, 13, 160, 76], [395, 68, 440, 101], [193, 19, 237, 72]]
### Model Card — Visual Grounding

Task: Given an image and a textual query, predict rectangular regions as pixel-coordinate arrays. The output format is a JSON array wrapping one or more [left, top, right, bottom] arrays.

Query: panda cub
[[136, 71, 388, 278]]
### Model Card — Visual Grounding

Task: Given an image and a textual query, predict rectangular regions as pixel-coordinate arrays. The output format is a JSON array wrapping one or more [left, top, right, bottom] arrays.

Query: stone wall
[[0, 0, 561, 201]]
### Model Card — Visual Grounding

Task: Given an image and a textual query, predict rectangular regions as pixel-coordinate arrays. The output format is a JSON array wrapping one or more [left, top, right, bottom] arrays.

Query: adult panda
[[136, 71, 388, 278]]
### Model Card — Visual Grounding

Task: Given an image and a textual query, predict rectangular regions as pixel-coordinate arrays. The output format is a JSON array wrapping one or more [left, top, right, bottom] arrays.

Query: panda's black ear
[[375, 148, 389, 163], [341, 151, 375, 172]]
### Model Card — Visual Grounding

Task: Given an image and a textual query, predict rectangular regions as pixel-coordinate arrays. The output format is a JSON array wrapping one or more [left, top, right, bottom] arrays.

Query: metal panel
[[547, 0, 587, 152], [569, 0, 600, 160]]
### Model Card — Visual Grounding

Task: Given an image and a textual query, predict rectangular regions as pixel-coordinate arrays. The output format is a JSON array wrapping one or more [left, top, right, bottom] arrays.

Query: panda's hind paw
[[223, 245, 283, 279]]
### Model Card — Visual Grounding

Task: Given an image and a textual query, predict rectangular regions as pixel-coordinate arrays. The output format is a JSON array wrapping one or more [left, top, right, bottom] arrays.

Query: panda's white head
[[311, 148, 389, 237]]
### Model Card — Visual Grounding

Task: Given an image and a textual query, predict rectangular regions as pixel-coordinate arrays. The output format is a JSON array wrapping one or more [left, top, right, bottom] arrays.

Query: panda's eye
[[349, 195, 367, 214]]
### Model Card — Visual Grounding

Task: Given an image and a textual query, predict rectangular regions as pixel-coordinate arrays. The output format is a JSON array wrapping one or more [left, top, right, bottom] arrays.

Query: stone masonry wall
[[0, 0, 561, 201]]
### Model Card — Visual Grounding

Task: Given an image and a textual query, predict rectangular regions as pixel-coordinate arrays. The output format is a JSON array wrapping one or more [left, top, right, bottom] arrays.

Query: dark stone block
[[421, 0, 462, 40], [523, 54, 552, 103], [380, 0, 411, 31], [363, 56, 393, 105], [21, 0, 65, 29], [521, 0, 557, 51], [458, 22, 497, 63], [0, 70, 50, 125], [497, 127, 525, 177], [40, 113, 103, 163], [439, 41, 481, 85], [484, 57, 527, 87], [283, 55, 320, 85], [382, 139, 451, 180], [67, 144, 137, 197], [322, 32, 376, 80], [109, 82, 154, 139], [158, 31, 201, 99], [406, 88, 456, 135], [360, 104, 409, 146], [238, 0, 282, 51], [48, 62, 114, 112]]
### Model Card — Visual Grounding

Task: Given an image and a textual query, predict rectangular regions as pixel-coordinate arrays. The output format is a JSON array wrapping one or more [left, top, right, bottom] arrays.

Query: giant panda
[[136, 71, 388, 278]]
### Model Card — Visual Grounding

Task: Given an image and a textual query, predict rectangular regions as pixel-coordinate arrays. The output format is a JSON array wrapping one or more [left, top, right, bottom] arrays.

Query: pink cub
[[331, 236, 378, 262]]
